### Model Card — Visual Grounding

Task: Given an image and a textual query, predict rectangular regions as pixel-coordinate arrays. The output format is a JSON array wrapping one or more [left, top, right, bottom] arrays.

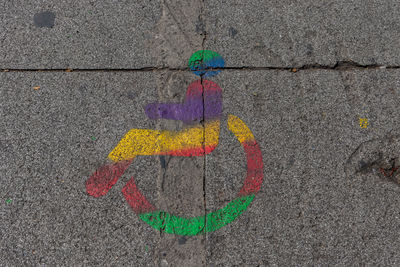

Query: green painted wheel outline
[[140, 195, 255, 235]]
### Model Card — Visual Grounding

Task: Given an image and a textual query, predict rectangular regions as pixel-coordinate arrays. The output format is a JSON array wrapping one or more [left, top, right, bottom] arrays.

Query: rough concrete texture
[[2, 0, 400, 266], [3, 1, 400, 68], [0, 72, 209, 266], [205, 69, 400, 265], [0, 0, 203, 69], [204, 0, 400, 67], [3, 70, 400, 265]]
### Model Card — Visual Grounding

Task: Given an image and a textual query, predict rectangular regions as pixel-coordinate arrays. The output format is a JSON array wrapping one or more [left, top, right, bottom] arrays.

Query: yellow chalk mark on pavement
[[108, 120, 220, 162], [359, 118, 369, 128], [227, 115, 255, 143]]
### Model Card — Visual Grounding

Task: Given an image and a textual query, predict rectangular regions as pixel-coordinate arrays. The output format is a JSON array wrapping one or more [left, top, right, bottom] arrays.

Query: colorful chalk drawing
[[86, 50, 263, 235]]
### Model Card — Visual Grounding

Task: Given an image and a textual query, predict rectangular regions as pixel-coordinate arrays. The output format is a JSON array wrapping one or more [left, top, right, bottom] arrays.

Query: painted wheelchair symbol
[[86, 50, 263, 235]]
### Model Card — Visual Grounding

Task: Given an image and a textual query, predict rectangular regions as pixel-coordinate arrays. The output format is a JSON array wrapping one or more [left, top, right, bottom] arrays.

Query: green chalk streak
[[188, 50, 222, 68], [5, 199, 12, 204], [139, 195, 255, 236]]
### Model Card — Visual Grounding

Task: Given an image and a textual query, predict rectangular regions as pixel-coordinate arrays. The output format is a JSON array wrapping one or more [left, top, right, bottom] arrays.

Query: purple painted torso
[[145, 79, 222, 124]]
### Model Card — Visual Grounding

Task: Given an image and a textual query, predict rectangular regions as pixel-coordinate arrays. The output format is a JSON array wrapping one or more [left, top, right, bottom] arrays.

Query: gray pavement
[[2, 1, 400, 266], [205, 0, 400, 67]]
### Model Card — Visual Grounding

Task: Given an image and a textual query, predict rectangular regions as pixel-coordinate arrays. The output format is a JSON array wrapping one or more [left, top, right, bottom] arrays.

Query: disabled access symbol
[[86, 50, 264, 236]]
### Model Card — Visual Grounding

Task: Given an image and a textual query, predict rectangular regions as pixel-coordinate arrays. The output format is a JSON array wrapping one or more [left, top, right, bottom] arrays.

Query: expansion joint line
[[199, 0, 208, 247], [200, 73, 207, 235], [1, 62, 400, 73]]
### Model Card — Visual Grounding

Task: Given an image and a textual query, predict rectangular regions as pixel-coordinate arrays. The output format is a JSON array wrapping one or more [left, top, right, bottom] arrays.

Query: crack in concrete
[[160, 155, 172, 192], [1, 62, 399, 73], [199, 0, 208, 264]]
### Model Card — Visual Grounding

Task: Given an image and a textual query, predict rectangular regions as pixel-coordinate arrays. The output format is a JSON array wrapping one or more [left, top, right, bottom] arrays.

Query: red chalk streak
[[86, 160, 132, 197], [238, 140, 264, 196], [185, 79, 222, 97], [122, 177, 156, 213], [160, 145, 217, 157]]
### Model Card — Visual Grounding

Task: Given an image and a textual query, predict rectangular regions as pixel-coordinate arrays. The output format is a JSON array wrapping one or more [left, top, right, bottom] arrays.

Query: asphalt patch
[[33, 11, 55, 28]]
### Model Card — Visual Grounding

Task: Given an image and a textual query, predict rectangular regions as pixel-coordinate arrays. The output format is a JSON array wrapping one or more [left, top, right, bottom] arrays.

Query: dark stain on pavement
[[178, 236, 187, 245], [358, 160, 369, 173], [306, 44, 314, 56], [195, 15, 205, 34], [229, 26, 238, 38], [127, 91, 136, 100], [288, 155, 295, 167], [34, 11, 56, 28], [159, 155, 166, 169], [345, 135, 400, 185]]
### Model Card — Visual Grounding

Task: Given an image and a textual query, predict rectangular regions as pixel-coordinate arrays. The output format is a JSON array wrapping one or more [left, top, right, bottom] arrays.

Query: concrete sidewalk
[[2, 1, 400, 266]]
